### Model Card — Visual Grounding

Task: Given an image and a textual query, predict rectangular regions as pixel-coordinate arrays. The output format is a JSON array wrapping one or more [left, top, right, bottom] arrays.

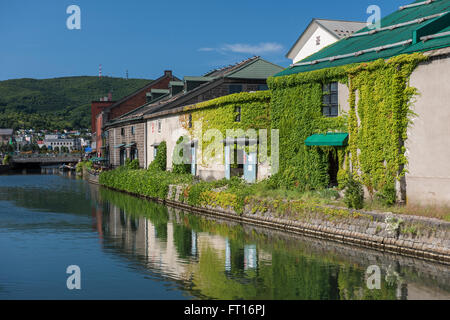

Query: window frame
[[157, 120, 162, 134], [322, 82, 339, 117]]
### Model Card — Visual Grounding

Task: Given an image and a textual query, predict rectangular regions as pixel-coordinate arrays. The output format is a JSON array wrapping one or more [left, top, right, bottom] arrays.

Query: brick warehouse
[[91, 70, 179, 160], [103, 56, 284, 169]]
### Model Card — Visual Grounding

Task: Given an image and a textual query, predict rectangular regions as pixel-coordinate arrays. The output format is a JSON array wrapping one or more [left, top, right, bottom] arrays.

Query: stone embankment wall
[[165, 185, 450, 265], [95, 181, 450, 265], [82, 167, 100, 185]]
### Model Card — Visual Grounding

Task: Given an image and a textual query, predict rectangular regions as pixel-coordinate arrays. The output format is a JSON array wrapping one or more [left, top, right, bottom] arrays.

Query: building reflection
[[89, 194, 450, 300], [93, 202, 271, 284]]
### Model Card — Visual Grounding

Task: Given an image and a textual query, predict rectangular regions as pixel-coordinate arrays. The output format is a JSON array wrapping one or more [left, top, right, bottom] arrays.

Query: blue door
[[243, 151, 257, 183], [224, 144, 230, 179], [191, 145, 196, 176]]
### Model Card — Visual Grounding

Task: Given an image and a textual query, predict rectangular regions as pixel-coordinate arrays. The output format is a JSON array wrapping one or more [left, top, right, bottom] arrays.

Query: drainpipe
[[144, 121, 148, 168]]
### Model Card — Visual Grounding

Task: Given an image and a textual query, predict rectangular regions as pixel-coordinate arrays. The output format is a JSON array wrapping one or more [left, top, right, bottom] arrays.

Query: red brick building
[[91, 70, 178, 158]]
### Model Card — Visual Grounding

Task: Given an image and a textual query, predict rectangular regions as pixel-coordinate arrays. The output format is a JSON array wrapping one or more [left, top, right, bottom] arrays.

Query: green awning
[[305, 133, 349, 147], [114, 144, 125, 149], [124, 143, 136, 148]]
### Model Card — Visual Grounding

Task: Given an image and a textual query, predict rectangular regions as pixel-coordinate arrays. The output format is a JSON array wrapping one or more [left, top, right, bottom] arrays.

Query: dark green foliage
[[148, 141, 167, 171], [0, 76, 150, 130], [343, 174, 364, 209], [376, 184, 397, 206]]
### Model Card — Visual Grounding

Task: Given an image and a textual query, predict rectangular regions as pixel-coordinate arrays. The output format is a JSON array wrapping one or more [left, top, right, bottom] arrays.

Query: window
[[188, 114, 192, 128], [322, 82, 338, 117], [157, 120, 162, 133], [235, 106, 241, 122], [121, 128, 125, 136], [131, 126, 135, 135], [229, 84, 243, 94], [316, 36, 321, 46], [258, 84, 268, 91]]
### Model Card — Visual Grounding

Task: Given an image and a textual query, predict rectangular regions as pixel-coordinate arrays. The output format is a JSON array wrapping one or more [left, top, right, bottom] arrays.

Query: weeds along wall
[[267, 53, 427, 194], [179, 91, 271, 166]]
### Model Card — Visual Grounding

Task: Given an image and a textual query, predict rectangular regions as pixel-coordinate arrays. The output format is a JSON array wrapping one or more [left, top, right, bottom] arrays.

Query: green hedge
[[99, 166, 192, 199]]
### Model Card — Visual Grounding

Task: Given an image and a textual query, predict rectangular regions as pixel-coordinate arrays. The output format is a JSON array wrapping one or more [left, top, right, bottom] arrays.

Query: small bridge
[[11, 154, 82, 167]]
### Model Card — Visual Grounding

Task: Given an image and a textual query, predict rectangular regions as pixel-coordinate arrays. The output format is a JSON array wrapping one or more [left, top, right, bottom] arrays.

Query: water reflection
[[96, 187, 450, 300], [1, 174, 449, 300]]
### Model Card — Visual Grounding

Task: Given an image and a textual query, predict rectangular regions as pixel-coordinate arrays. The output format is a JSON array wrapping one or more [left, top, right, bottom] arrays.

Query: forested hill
[[0, 76, 151, 130]]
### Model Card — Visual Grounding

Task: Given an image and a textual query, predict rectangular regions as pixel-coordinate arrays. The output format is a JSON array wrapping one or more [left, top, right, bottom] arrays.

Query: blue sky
[[0, 0, 405, 81]]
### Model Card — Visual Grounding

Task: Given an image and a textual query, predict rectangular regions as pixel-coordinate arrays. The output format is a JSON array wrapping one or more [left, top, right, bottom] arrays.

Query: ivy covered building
[[268, 0, 450, 206], [103, 56, 283, 180]]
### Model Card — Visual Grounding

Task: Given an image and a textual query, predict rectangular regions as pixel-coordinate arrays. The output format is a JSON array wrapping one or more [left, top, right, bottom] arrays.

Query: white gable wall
[[291, 25, 338, 64]]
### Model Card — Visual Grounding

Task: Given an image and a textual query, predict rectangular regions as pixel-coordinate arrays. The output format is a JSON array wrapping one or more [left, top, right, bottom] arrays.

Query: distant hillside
[[0, 76, 151, 130]]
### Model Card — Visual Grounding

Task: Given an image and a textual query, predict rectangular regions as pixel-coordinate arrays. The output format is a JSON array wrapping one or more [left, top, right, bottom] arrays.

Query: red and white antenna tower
[[99, 64, 102, 78]]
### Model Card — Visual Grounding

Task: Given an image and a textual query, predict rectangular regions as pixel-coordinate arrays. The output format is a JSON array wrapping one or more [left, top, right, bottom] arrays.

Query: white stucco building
[[286, 19, 367, 64]]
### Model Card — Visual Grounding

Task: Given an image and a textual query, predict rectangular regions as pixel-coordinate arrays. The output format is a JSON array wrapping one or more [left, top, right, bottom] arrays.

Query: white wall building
[[286, 19, 366, 64], [44, 138, 81, 151]]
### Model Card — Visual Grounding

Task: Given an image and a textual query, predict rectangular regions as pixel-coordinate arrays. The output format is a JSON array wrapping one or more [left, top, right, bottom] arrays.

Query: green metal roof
[[305, 133, 349, 146], [183, 76, 214, 82], [124, 143, 136, 148], [151, 89, 169, 94], [226, 59, 284, 79], [276, 0, 450, 77]]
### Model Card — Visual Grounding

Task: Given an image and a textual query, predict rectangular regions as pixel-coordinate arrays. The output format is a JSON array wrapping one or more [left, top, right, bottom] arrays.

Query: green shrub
[[75, 161, 92, 173], [172, 136, 191, 174], [148, 141, 167, 171], [127, 159, 140, 170], [99, 166, 192, 200], [376, 184, 397, 206], [2, 154, 11, 165], [344, 173, 364, 209]]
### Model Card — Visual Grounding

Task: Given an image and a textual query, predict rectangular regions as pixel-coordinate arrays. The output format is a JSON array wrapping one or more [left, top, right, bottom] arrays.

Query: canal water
[[0, 173, 449, 300]]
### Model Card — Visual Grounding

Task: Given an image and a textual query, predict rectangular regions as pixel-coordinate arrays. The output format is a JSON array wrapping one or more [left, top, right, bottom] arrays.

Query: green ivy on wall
[[267, 52, 427, 195], [267, 69, 348, 191], [346, 53, 427, 195], [180, 91, 272, 166]]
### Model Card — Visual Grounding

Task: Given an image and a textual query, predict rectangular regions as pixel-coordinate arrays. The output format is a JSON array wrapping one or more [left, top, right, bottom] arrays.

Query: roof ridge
[[314, 18, 366, 24], [203, 56, 260, 77]]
